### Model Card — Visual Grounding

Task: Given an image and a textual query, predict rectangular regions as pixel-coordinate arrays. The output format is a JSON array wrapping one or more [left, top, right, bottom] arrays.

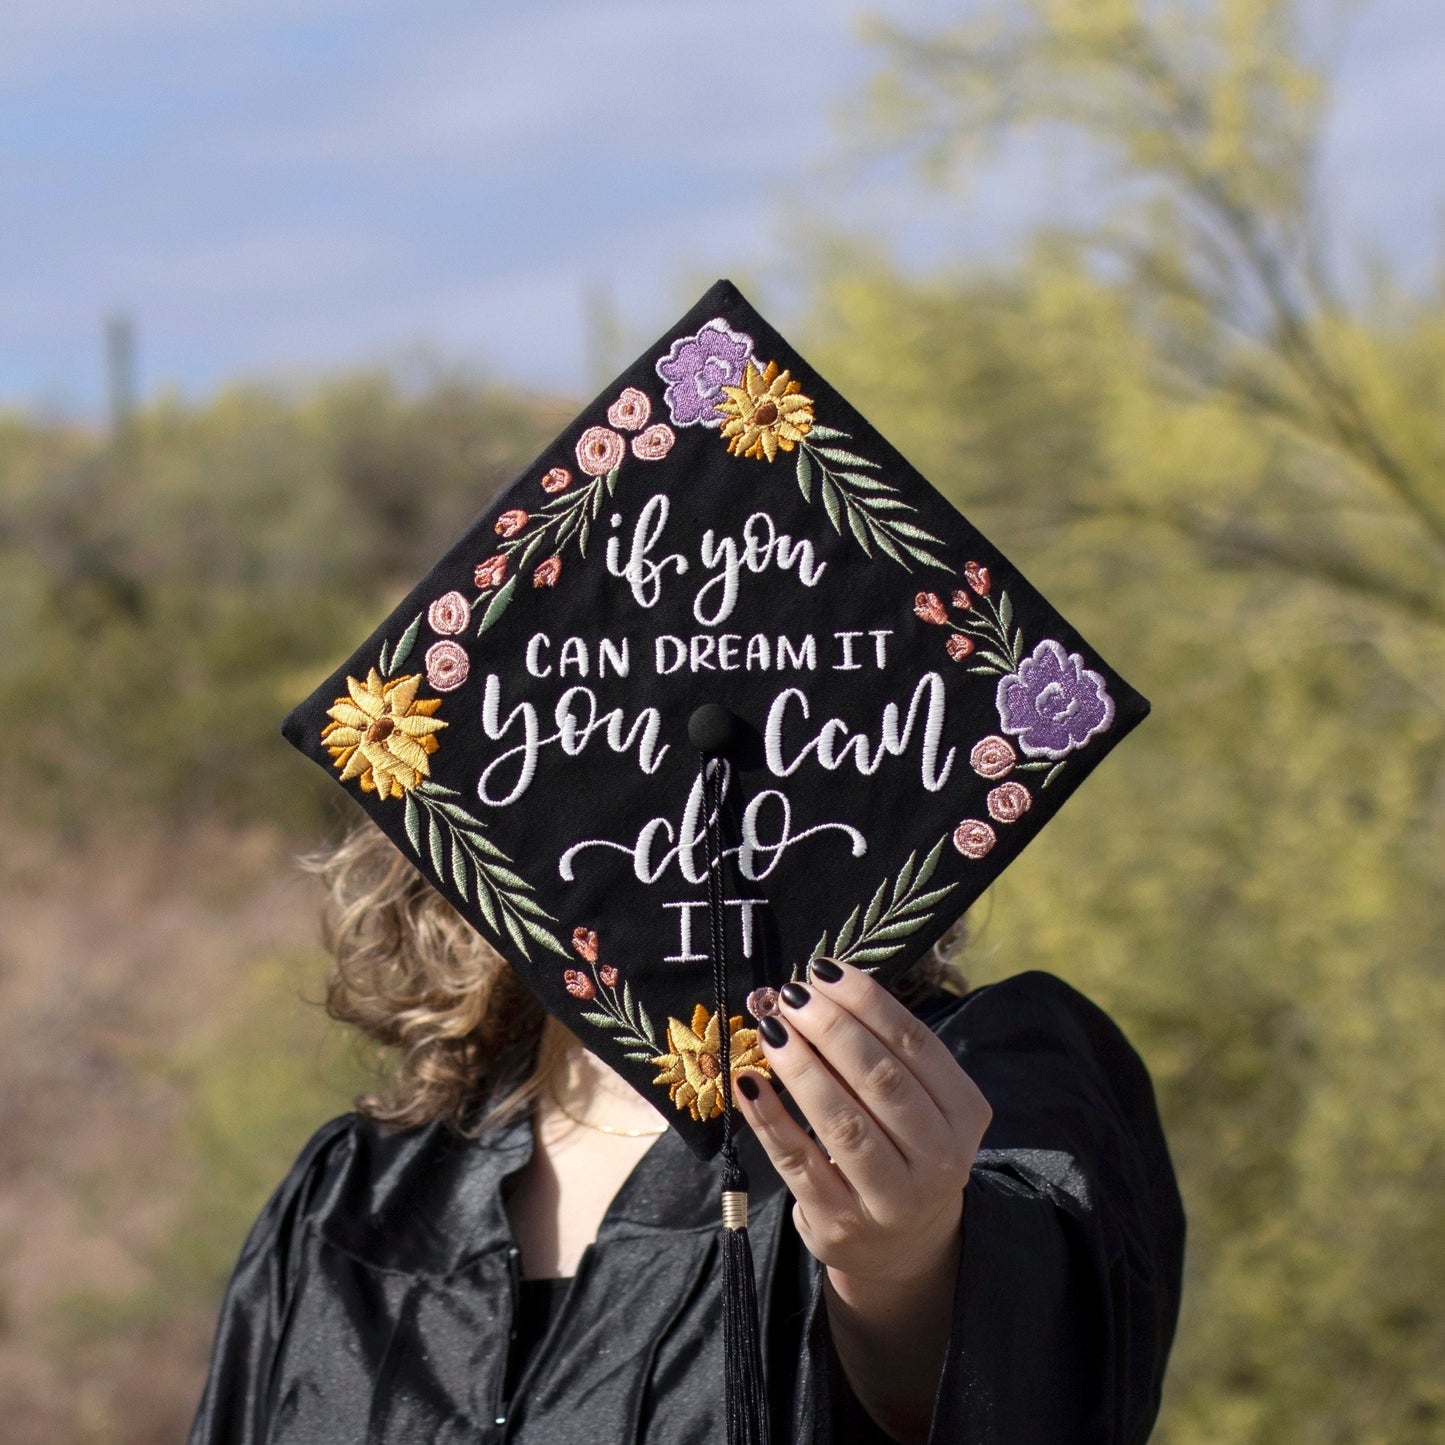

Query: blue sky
[[3, 0, 1442, 417]]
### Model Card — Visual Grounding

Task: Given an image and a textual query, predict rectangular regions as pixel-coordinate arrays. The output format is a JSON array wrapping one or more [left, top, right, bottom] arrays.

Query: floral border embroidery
[[347, 333, 1126, 1103], [914, 557, 1116, 792], [649, 1002, 771, 1123], [561, 927, 773, 1121], [563, 926, 660, 1064], [656, 318, 948, 573], [801, 836, 959, 979], [323, 629, 569, 963]]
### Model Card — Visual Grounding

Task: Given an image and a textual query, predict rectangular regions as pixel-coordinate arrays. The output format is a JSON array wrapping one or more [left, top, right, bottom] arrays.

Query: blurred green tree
[[794, 2, 1445, 1440], [0, 373, 574, 835], [858, 0, 1445, 634]]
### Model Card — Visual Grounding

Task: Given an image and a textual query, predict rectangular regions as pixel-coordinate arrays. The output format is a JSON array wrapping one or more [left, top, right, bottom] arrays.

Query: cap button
[[688, 703, 740, 756]]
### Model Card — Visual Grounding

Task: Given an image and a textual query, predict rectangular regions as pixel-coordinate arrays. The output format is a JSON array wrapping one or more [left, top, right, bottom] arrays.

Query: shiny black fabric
[[187, 972, 1185, 1444]]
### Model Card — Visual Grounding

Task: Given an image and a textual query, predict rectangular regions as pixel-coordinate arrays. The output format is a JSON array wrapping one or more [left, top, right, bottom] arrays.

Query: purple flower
[[655, 318, 754, 428], [995, 639, 1115, 759]]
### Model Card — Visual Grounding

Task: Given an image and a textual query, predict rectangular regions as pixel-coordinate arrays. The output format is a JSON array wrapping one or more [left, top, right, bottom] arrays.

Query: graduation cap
[[280, 278, 1149, 1443]]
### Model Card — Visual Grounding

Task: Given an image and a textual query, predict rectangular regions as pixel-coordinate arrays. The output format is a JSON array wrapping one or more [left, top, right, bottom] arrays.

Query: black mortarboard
[[280, 279, 1149, 1442]]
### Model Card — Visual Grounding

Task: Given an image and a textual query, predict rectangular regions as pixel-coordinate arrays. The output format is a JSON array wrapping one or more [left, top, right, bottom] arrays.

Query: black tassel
[[721, 1160, 771, 1445], [700, 749, 771, 1445]]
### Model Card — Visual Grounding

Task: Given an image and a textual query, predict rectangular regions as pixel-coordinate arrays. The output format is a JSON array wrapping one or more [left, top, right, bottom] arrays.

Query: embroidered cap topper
[[281, 278, 1149, 1162]]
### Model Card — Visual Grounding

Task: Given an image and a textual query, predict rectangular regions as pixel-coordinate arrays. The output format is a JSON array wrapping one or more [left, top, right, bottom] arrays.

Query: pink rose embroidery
[[575, 426, 625, 477], [541, 466, 572, 494], [424, 640, 469, 693], [950, 589, 973, 612], [914, 591, 948, 626], [532, 556, 562, 588], [631, 423, 676, 461], [598, 964, 619, 988], [952, 819, 997, 859], [606, 388, 652, 431], [746, 987, 780, 1020], [571, 927, 599, 964], [494, 509, 528, 538], [945, 634, 975, 661], [986, 781, 1032, 824], [969, 735, 1016, 779], [964, 560, 991, 597], [474, 554, 508, 589], [427, 590, 470, 636], [563, 969, 596, 1001]]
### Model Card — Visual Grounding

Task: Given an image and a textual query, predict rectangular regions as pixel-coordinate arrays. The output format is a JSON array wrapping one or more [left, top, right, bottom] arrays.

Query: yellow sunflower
[[320, 668, 447, 800], [650, 1003, 771, 1122], [715, 359, 814, 461]]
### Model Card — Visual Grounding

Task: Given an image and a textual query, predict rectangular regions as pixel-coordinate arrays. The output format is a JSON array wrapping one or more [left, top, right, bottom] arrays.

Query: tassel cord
[[699, 750, 771, 1445]]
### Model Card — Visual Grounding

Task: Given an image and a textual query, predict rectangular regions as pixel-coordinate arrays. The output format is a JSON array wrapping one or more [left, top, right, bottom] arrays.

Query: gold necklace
[[545, 1083, 668, 1138]]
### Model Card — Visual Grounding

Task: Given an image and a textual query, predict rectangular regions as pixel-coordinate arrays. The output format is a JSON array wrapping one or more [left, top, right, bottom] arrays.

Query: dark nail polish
[[779, 982, 810, 1010], [810, 959, 843, 984], [736, 1073, 761, 1101], [760, 1015, 789, 1048]]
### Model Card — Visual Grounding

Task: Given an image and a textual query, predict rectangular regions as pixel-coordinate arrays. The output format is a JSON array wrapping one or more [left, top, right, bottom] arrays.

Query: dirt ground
[[0, 819, 342, 1445]]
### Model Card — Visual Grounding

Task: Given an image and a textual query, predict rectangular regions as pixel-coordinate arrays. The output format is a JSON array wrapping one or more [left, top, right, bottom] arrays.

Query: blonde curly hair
[[301, 819, 973, 1136]]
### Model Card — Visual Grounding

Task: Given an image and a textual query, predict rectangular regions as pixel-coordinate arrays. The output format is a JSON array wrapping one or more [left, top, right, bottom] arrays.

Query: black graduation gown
[[186, 970, 1185, 1444]]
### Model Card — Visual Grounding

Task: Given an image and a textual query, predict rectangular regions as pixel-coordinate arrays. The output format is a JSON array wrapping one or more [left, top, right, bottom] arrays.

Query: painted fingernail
[[810, 959, 843, 984], [779, 982, 810, 1010], [736, 1073, 761, 1101], [760, 1015, 789, 1048]]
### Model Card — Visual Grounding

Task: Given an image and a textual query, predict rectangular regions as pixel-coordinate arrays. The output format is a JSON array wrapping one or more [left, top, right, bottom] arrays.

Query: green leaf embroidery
[[833, 905, 862, 956], [812, 445, 880, 469], [390, 612, 423, 673], [915, 836, 945, 890], [473, 882, 500, 932], [516, 913, 570, 956], [868, 523, 910, 569], [796, 446, 813, 503], [861, 878, 888, 935], [502, 910, 532, 959], [836, 471, 900, 494], [478, 575, 518, 634], [803, 838, 959, 979], [887, 519, 947, 545], [845, 499, 873, 555], [450, 837, 469, 900], [404, 786, 567, 957], [820, 475, 843, 535]]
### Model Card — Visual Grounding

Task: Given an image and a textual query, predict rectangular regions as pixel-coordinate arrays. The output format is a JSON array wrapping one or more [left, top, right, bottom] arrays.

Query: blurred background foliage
[[1, 0, 1441, 1441]]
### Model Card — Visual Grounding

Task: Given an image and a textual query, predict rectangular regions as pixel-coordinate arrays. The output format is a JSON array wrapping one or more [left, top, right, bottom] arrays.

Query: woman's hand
[[734, 958, 993, 1444], [736, 958, 992, 1284]]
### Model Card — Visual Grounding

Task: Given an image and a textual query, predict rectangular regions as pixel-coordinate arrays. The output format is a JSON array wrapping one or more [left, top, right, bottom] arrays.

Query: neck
[[540, 1020, 669, 1139]]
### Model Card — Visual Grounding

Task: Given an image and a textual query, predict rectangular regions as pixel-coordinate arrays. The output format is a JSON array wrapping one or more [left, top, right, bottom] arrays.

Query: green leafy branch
[[803, 836, 959, 976], [575, 968, 662, 1064], [404, 781, 568, 961], [795, 425, 948, 572], [949, 586, 1028, 678], [472, 467, 619, 636]]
